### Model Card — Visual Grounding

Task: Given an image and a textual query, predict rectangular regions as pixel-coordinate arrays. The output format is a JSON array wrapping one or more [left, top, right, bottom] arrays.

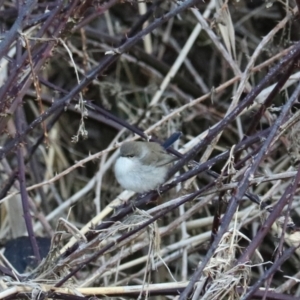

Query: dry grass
[[1, 0, 300, 299]]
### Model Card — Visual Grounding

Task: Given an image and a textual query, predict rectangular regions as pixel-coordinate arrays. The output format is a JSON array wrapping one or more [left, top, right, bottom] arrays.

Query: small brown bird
[[114, 141, 175, 192]]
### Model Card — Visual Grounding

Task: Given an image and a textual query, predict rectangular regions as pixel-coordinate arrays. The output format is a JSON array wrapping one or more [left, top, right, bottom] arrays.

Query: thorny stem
[[15, 106, 41, 263]]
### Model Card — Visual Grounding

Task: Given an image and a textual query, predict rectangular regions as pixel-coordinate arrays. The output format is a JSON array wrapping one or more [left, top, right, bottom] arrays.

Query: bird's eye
[[127, 155, 134, 158]]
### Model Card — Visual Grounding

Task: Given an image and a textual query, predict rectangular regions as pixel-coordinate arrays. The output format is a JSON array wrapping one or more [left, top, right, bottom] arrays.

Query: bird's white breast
[[114, 156, 168, 192]]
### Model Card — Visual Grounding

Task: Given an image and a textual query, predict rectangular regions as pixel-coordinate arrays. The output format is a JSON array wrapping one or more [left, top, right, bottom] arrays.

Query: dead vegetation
[[1, 0, 300, 299]]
